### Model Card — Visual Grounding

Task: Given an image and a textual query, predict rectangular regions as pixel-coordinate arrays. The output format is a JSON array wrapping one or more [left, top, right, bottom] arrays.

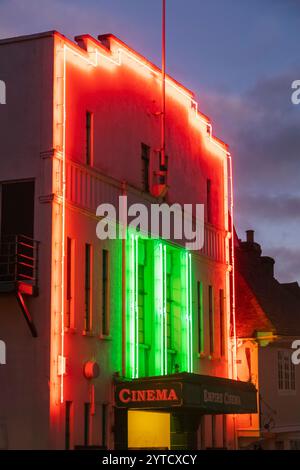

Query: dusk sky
[[1, 0, 299, 282]]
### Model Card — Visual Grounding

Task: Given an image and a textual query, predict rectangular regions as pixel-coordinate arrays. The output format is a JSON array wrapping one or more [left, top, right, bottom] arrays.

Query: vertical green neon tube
[[181, 250, 193, 373], [154, 241, 167, 375], [130, 233, 136, 378], [163, 245, 168, 375], [134, 234, 139, 378], [188, 252, 193, 372], [198, 281, 204, 355], [126, 231, 139, 379]]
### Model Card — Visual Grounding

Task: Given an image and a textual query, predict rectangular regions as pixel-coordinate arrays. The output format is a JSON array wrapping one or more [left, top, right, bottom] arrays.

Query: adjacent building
[[235, 231, 300, 450], [0, 31, 256, 450]]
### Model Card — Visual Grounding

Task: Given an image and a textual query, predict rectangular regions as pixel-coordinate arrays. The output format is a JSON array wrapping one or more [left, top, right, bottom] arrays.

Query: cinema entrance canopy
[[114, 372, 257, 449], [116, 372, 257, 414]]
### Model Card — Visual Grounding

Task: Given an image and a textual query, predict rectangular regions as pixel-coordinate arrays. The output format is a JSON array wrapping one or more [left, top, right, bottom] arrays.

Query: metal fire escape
[[0, 234, 39, 337]]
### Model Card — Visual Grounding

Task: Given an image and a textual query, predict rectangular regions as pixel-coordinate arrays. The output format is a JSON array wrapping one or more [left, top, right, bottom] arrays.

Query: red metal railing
[[0, 234, 39, 293]]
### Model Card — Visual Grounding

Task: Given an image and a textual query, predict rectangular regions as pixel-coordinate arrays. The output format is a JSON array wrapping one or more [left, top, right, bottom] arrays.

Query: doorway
[[128, 410, 170, 449]]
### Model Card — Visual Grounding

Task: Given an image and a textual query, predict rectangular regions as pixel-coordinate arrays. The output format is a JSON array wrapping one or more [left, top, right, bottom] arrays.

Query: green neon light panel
[[125, 233, 193, 379]]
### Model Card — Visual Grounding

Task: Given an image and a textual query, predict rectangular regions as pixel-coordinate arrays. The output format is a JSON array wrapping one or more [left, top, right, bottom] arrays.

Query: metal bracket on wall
[[16, 291, 38, 338]]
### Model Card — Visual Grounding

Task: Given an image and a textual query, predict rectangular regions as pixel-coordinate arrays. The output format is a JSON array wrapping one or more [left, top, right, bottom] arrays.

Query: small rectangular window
[[200, 415, 206, 449], [208, 285, 214, 355], [1, 180, 35, 239], [290, 440, 300, 450], [212, 415, 216, 448], [102, 249, 109, 336], [278, 350, 296, 391], [197, 281, 204, 353], [86, 111, 94, 166], [275, 441, 284, 450], [219, 289, 225, 356], [207, 179, 212, 224], [141, 143, 150, 192], [278, 351, 284, 390], [65, 401, 72, 450], [222, 415, 227, 449], [291, 359, 296, 390], [84, 244, 92, 332], [66, 237, 74, 329], [84, 403, 90, 446], [284, 354, 290, 389]]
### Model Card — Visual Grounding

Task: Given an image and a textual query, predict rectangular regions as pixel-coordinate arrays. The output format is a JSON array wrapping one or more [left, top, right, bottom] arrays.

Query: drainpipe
[[227, 152, 238, 449], [227, 152, 237, 379]]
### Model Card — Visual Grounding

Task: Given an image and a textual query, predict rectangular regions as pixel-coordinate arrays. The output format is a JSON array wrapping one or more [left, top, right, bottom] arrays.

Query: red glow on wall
[[50, 30, 235, 419]]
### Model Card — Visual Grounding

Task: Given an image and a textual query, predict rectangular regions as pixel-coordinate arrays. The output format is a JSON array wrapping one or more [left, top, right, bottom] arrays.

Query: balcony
[[0, 234, 39, 296]]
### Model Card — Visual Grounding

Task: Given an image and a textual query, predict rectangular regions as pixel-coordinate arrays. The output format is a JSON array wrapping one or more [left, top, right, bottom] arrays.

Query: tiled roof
[[235, 234, 300, 337]]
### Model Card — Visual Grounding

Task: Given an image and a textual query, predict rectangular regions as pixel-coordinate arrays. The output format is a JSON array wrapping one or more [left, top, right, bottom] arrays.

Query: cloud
[[199, 70, 300, 282], [265, 246, 300, 283], [200, 70, 300, 193], [238, 194, 300, 221], [0, 0, 117, 40]]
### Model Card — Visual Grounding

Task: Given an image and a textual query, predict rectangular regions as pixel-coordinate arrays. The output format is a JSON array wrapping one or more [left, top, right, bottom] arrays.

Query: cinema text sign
[[115, 382, 182, 408]]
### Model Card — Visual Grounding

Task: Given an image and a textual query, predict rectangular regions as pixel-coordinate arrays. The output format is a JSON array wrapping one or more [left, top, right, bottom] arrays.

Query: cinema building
[[0, 31, 256, 450]]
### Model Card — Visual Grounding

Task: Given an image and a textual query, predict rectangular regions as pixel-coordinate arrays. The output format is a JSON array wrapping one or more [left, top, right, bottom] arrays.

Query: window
[[222, 415, 227, 449], [290, 440, 300, 450], [102, 249, 109, 336], [1, 180, 34, 238], [86, 111, 93, 165], [165, 250, 175, 373], [278, 350, 296, 391], [84, 403, 90, 446], [166, 265, 176, 374], [278, 351, 283, 390], [84, 244, 92, 332], [206, 179, 212, 224], [208, 285, 214, 354], [102, 404, 107, 449], [65, 401, 72, 450], [284, 354, 290, 389], [137, 240, 150, 377], [0, 181, 35, 284], [197, 281, 204, 354], [291, 358, 296, 390], [66, 237, 74, 329], [141, 143, 150, 191], [212, 415, 216, 448], [200, 416, 206, 449], [219, 289, 225, 356], [275, 441, 284, 450]]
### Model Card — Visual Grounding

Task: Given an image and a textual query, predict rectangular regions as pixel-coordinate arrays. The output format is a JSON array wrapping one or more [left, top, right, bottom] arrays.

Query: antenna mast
[[161, 0, 166, 168]]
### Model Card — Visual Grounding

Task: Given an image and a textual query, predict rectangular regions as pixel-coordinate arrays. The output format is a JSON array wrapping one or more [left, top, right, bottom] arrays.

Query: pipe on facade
[[161, 0, 166, 168]]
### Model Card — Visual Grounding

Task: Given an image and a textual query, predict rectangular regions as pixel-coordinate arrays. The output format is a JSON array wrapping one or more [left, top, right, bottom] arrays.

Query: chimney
[[246, 230, 254, 243], [240, 229, 261, 256]]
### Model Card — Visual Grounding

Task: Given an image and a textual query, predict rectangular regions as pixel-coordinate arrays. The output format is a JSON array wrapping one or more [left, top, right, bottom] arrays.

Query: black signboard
[[115, 373, 257, 414]]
